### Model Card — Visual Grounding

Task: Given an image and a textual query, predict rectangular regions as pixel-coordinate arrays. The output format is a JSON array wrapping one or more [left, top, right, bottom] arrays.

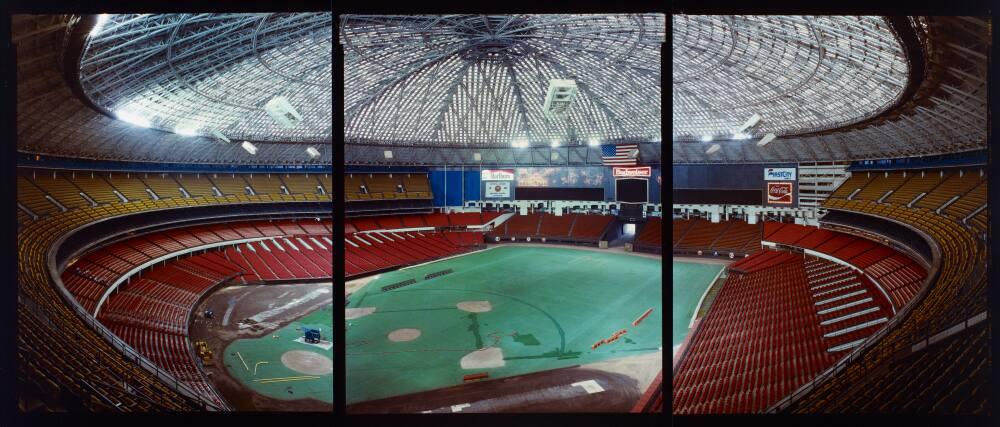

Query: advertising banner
[[481, 169, 515, 181], [766, 182, 794, 205], [484, 181, 510, 198], [612, 166, 652, 177], [764, 167, 797, 181]]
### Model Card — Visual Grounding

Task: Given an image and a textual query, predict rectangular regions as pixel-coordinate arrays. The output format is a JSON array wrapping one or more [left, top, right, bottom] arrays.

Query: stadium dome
[[672, 16, 987, 163], [342, 14, 664, 165], [343, 13, 664, 413], [671, 14, 990, 416], [17, 13, 332, 164], [15, 13, 333, 413]]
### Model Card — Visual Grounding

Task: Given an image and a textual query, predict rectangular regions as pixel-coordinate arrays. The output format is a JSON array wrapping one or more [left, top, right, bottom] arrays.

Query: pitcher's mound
[[456, 301, 492, 313], [388, 328, 421, 342], [280, 350, 332, 376], [461, 347, 505, 369], [346, 307, 376, 319]]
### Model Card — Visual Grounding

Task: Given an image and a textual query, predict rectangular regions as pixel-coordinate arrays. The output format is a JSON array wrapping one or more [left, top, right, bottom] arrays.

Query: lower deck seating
[[345, 231, 473, 278], [19, 190, 327, 411], [671, 218, 759, 256], [763, 222, 927, 310], [778, 196, 988, 413], [635, 217, 663, 253], [673, 250, 896, 414], [92, 228, 333, 409], [486, 213, 614, 244]]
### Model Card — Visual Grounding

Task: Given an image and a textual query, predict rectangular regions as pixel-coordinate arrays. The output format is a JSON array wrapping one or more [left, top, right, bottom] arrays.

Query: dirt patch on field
[[346, 307, 376, 319], [388, 328, 421, 342], [188, 281, 333, 411], [280, 350, 333, 376], [346, 274, 379, 296], [460, 347, 505, 369], [578, 350, 662, 393], [456, 301, 492, 313]]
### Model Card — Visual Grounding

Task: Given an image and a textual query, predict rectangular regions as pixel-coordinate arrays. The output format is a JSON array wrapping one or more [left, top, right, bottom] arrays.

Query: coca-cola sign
[[766, 182, 793, 204]]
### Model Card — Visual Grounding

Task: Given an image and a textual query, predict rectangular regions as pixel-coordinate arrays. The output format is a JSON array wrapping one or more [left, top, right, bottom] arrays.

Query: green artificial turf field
[[223, 304, 333, 403], [345, 245, 663, 404], [671, 261, 723, 350]]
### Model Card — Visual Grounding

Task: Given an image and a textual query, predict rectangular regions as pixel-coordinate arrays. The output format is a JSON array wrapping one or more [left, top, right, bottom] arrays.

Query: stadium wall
[[346, 165, 661, 207]]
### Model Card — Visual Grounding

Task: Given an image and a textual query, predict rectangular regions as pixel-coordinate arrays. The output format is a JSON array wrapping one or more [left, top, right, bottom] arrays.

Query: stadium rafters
[[672, 16, 988, 163], [341, 14, 665, 153], [14, 14, 333, 164]]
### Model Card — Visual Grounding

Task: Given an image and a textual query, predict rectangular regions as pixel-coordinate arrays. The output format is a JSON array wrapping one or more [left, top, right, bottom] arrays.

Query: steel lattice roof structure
[[14, 14, 333, 165], [672, 16, 988, 164], [342, 14, 665, 166]]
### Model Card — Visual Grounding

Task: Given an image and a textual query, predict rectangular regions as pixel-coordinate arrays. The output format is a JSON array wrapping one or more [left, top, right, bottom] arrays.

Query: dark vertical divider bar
[[332, 17, 347, 415], [2, 12, 16, 424]]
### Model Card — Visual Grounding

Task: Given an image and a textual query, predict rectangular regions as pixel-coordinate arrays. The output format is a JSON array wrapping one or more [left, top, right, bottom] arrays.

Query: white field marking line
[[690, 264, 725, 328], [820, 306, 881, 326], [571, 380, 605, 394], [399, 246, 499, 271], [817, 297, 872, 315], [245, 287, 331, 325], [812, 283, 862, 298], [815, 290, 867, 306], [824, 317, 888, 338], [828, 338, 867, 352], [451, 403, 471, 412], [277, 291, 290, 299]]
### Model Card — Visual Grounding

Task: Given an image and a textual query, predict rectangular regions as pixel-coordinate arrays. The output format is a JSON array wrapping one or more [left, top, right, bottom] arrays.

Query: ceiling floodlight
[[241, 141, 257, 155], [473, 152, 482, 161], [757, 133, 777, 147], [306, 146, 321, 159], [210, 129, 231, 143], [264, 96, 303, 129], [733, 133, 751, 140], [700, 135, 712, 142], [174, 122, 201, 137], [512, 138, 528, 148], [543, 79, 578, 117], [550, 139, 560, 148], [706, 143, 721, 154], [588, 138, 600, 147], [383, 150, 393, 159], [115, 108, 150, 128], [91, 14, 110, 36], [735, 113, 762, 133]]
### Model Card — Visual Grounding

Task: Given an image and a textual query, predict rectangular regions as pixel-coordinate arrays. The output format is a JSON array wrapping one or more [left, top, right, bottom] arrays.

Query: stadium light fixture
[[706, 143, 721, 154], [115, 108, 151, 128], [241, 141, 257, 155], [733, 133, 751, 140], [757, 133, 777, 147], [91, 14, 110, 36], [551, 139, 560, 148], [588, 138, 600, 147], [700, 135, 712, 142], [512, 138, 528, 148], [735, 113, 761, 133], [306, 146, 321, 159]]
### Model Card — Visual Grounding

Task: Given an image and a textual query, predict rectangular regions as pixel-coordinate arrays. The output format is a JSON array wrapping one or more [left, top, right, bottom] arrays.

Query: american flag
[[601, 144, 639, 165]]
